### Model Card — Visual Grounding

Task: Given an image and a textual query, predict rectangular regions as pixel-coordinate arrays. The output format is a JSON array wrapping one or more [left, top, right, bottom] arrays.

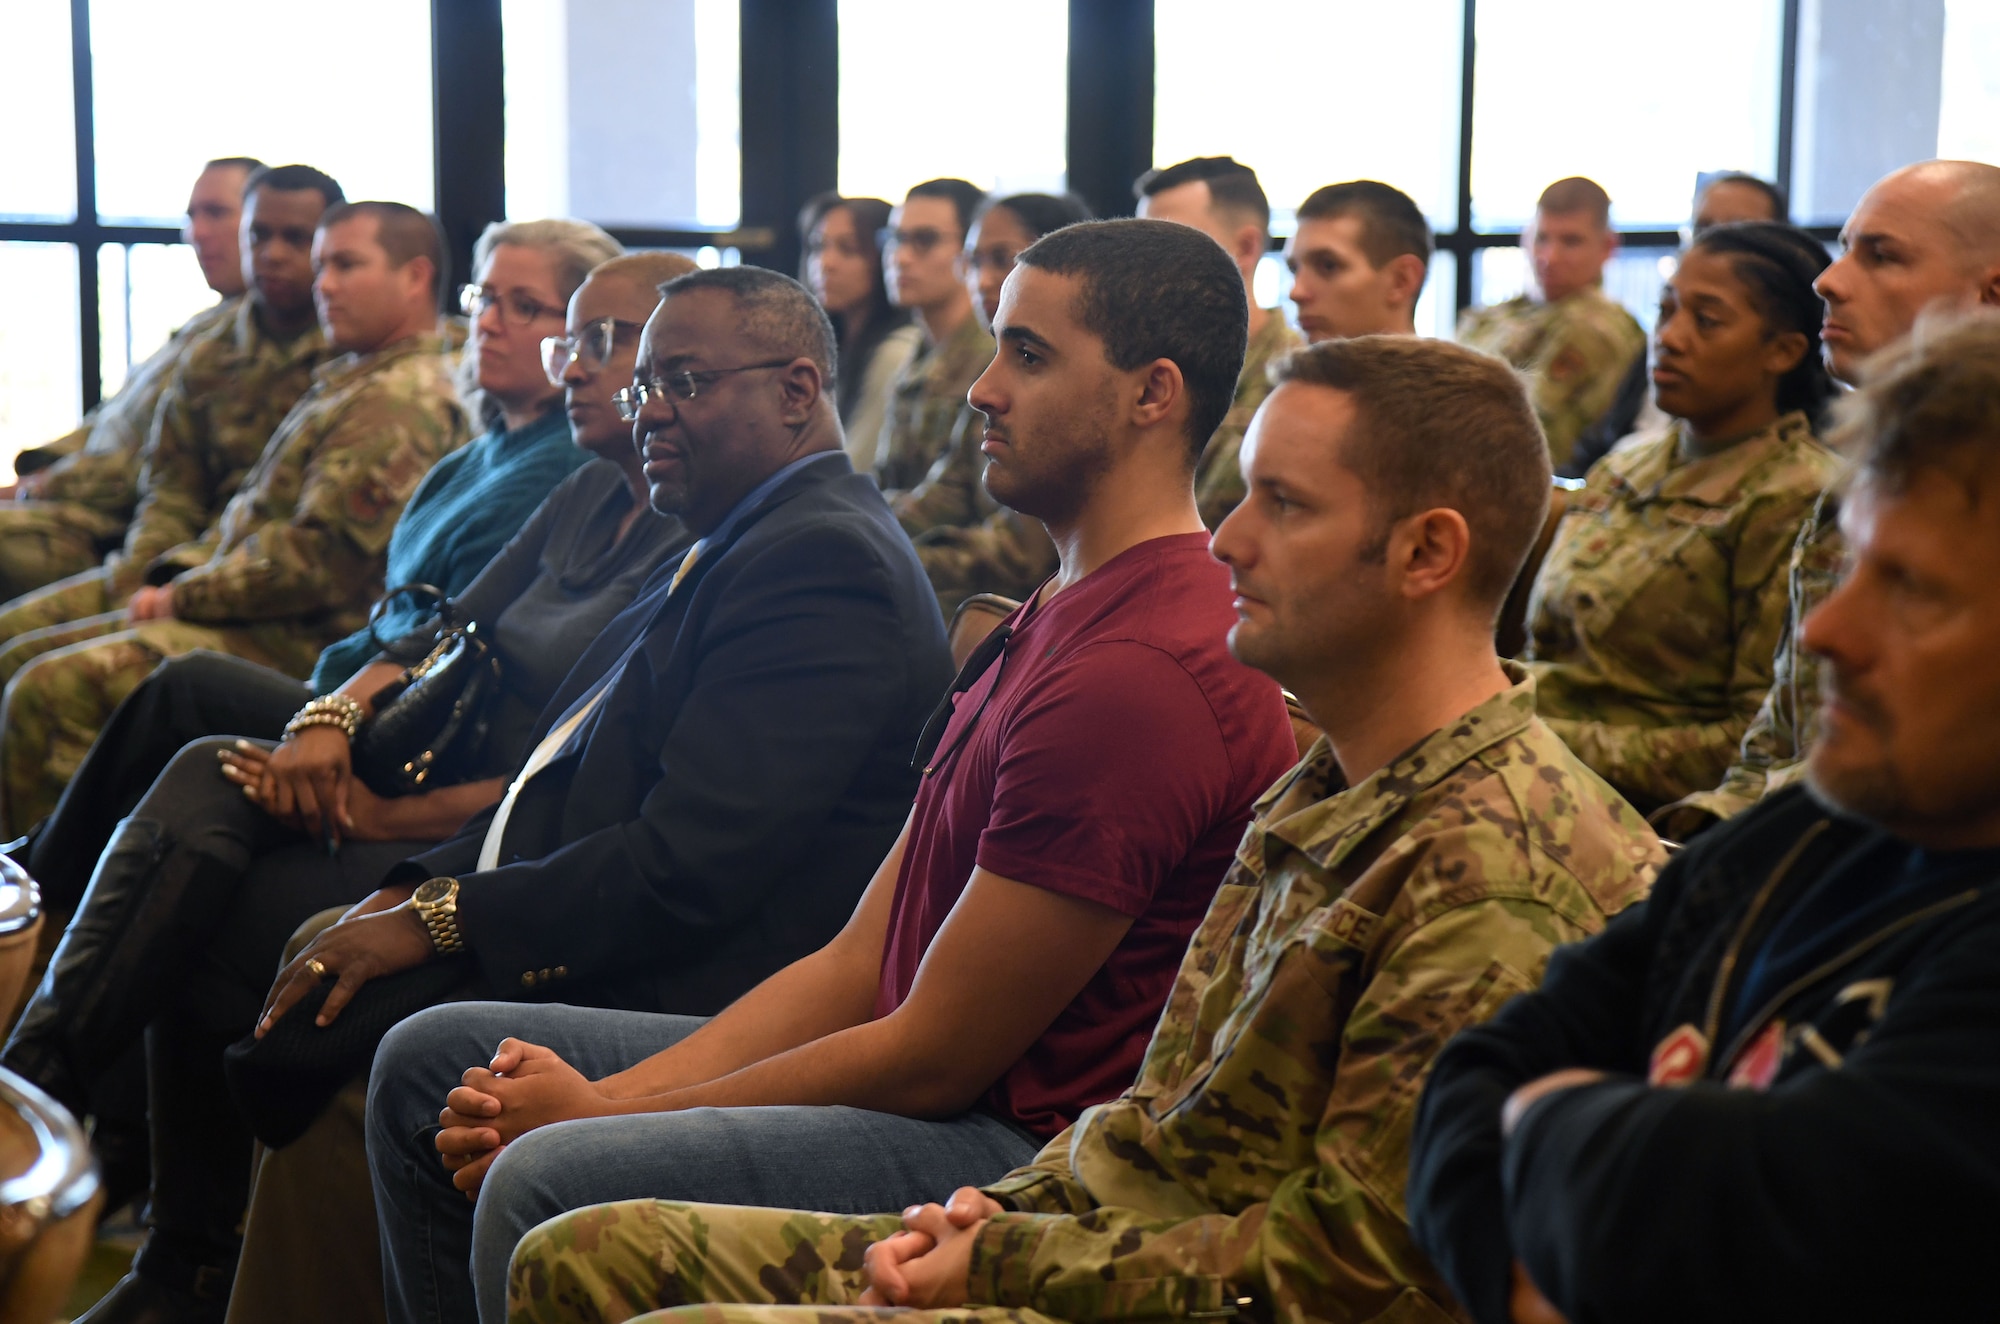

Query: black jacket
[[387, 452, 952, 1017], [1407, 786, 2000, 1323]]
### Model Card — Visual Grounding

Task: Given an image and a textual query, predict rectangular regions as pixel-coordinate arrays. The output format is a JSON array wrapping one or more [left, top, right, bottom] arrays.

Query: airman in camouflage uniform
[[1457, 286, 1644, 465], [873, 312, 994, 497], [1194, 310, 1303, 530], [0, 298, 239, 598], [507, 673, 1664, 1324], [0, 294, 329, 651], [1523, 410, 1841, 815], [1650, 490, 1844, 839], [0, 332, 465, 834]]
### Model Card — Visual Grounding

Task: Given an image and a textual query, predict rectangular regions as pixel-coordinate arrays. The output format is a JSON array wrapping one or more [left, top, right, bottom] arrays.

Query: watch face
[[414, 877, 456, 905]]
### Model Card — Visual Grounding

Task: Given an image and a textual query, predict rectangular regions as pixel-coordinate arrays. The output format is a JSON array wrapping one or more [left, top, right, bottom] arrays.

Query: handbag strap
[[368, 582, 457, 655]]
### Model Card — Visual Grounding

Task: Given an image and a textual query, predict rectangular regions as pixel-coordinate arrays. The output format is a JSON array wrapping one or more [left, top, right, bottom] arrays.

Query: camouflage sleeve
[[1543, 490, 1809, 810], [31, 443, 140, 514], [966, 897, 1578, 1322], [168, 394, 460, 624], [890, 407, 985, 537], [915, 510, 1057, 618], [15, 423, 90, 471], [116, 367, 216, 587], [1527, 315, 1644, 464]]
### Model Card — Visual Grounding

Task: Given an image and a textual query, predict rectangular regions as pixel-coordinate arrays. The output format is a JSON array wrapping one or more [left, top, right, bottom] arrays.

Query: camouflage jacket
[[1194, 310, 1302, 531], [967, 675, 1663, 1323], [873, 312, 993, 495], [1653, 489, 1846, 836], [1458, 286, 1644, 464], [29, 298, 240, 528], [1523, 411, 1841, 815], [165, 333, 467, 675], [889, 389, 1057, 615], [115, 298, 329, 590]]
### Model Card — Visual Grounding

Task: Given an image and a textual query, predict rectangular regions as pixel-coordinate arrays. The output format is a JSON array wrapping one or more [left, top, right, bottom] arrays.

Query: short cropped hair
[[204, 155, 266, 177], [660, 266, 840, 390], [473, 218, 623, 308], [589, 250, 700, 299], [905, 178, 987, 238], [1272, 337, 1552, 611], [1296, 180, 1434, 269], [243, 164, 344, 209], [1536, 176, 1613, 227], [1698, 172, 1788, 222], [1016, 218, 1248, 458], [1135, 156, 1271, 234], [320, 202, 445, 293], [1832, 308, 2000, 507]]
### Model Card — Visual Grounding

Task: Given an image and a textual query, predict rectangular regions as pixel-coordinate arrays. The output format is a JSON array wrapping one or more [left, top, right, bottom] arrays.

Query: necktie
[[474, 543, 703, 872]]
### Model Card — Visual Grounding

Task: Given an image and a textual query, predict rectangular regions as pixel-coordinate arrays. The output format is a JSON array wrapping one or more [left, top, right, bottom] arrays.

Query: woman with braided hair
[[1521, 220, 1845, 814]]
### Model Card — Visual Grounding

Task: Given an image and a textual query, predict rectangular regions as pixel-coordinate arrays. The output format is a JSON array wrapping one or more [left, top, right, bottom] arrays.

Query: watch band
[[414, 879, 466, 955]]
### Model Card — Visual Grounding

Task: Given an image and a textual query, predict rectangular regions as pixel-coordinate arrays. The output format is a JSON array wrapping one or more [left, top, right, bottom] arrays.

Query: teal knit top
[[310, 404, 587, 690]]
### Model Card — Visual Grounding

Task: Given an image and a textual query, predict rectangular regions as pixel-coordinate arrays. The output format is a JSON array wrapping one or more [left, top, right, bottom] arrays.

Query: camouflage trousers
[[0, 607, 285, 836], [0, 500, 119, 603], [508, 1200, 1063, 1324]]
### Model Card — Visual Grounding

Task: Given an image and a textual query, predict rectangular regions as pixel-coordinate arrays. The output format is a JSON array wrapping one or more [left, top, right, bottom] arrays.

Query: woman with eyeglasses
[[1521, 221, 1844, 816], [0, 249, 698, 1274], [798, 193, 921, 472]]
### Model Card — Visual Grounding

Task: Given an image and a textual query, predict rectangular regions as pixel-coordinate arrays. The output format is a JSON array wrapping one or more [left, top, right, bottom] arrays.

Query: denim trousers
[[365, 1000, 1045, 1324]]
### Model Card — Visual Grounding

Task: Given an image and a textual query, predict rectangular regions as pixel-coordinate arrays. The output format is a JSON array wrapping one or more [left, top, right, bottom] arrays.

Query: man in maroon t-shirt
[[367, 218, 1299, 1320]]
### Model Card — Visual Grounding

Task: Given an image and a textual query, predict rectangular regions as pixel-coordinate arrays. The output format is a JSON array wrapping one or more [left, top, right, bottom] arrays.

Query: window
[[1937, 0, 2000, 166], [0, 245, 83, 465], [98, 243, 217, 398], [1155, 0, 1463, 233], [503, 0, 741, 226], [836, 0, 1068, 203], [0, 5, 76, 221], [90, 0, 436, 222], [1471, 0, 1782, 230]]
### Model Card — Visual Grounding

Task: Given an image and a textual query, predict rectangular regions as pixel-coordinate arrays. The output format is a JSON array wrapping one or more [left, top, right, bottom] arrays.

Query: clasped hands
[[218, 725, 396, 845], [434, 1039, 622, 1195]]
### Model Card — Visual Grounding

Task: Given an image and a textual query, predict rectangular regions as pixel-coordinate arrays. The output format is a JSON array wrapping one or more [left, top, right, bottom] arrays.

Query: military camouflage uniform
[[1457, 286, 1645, 465], [0, 298, 238, 598], [1651, 490, 1846, 839], [1523, 410, 1841, 816], [1194, 310, 1302, 531], [874, 314, 994, 496], [884, 413, 1055, 618], [507, 675, 1664, 1324], [0, 298, 329, 671], [0, 333, 466, 834]]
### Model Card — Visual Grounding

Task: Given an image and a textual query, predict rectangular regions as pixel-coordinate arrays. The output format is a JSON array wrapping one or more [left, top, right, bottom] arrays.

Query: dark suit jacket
[[386, 451, 951, 1015]]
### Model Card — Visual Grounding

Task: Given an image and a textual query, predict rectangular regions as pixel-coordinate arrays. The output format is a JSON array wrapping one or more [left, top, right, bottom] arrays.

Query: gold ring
[[306, 958, 329, 979]]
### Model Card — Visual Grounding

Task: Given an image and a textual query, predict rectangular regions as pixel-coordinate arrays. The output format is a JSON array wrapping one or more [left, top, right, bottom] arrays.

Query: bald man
[[1656, 159, 2000, 840]]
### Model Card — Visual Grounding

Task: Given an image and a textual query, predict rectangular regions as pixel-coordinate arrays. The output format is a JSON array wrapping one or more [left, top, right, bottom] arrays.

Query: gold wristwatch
[[411, 877, 465, 955]]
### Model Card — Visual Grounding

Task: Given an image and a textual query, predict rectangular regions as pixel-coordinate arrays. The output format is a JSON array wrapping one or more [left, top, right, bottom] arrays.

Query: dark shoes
[[71, 1270, 227, 1324]]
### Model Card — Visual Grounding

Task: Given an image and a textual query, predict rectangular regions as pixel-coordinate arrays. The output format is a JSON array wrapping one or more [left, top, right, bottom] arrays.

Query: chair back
[[0, 1067, 101, 1324], [947, 594, 1021, 670], [1496, 482, 1572, 660], [0, 861, 39, 1027]]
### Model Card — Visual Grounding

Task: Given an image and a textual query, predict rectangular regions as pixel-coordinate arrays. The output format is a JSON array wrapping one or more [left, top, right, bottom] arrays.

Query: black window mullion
[[70, 0, 101, 411], [1776, 0, 1802, 214]]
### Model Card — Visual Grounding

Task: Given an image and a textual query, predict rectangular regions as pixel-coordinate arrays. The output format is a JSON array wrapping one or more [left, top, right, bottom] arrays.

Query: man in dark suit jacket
[[259, 265, 951, 1028], [85, 269, 950, 1324]]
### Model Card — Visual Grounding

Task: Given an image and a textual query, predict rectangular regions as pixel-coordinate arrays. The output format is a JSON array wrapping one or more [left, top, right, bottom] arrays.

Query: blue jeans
[[365, 1001, 1044, 1324]]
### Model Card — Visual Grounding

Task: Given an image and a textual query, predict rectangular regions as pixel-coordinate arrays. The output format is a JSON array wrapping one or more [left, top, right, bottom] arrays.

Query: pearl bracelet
[[283, 693, 365, 741]]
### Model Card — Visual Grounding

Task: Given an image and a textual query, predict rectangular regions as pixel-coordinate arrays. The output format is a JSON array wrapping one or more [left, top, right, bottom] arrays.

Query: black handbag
[[348, 582, 505, 798]]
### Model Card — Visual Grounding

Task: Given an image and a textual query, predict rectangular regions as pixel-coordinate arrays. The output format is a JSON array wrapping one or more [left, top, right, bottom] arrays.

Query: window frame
[[14, 0, 1847, 413]]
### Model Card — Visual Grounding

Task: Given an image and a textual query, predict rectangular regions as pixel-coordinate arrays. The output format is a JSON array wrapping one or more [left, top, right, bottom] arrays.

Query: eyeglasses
[[459, 282, 565, 327], [877, 226, 955, 256], [541, 317, 643, 385], [611, 360, 795, 422], [966, 244, 1021, 276]]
